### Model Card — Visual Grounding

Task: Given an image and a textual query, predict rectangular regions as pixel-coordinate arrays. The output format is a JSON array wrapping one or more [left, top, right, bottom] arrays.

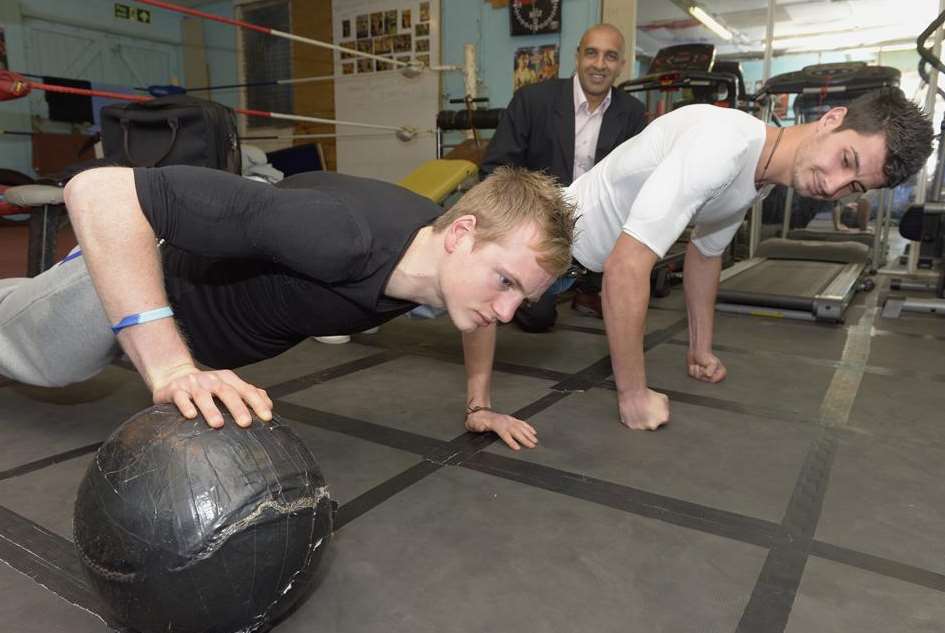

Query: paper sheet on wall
[[333, 0, 439, 183]]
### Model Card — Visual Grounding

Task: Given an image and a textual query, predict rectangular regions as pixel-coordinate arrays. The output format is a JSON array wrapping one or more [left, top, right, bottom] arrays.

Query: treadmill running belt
[[722, 259, 846, 298]]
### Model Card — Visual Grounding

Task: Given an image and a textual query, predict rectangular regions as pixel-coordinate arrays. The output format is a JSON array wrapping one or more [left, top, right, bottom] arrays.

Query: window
[[238, 0, 293, 128]]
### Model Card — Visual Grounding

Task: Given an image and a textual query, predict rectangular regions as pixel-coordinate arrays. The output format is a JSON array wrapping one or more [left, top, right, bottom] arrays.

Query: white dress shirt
[[572, 74, 612, 182]]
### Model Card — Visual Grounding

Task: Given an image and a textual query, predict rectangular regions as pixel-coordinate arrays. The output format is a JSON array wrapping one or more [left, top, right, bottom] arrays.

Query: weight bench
[[398, 159, 478, 204], [1, 183, 66, 277]]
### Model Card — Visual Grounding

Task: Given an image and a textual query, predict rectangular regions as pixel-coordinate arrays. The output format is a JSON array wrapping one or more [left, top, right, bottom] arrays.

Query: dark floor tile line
[[491, 361, 572, 383], [645, 318, 691, 350], [464, 451, 780, 549], [427, 391, 574, 466], [810, 540, 945, 593], [736, 295, 877, 633], [552, 356, 615, 392], [0, 442, 102, 482], [665, 338, 846, 370], [667, 338, 945, 384], [333, 461, 442, 531], [265, 351, 402, 399], [0, 505, 107, 618], [862, 363, 945, 384], [596, 380, 812, 425], [553, 318, 690, 392], [275, 400, 447, 457], [871, 327, 945, 343], [735, 430, 839, 633], [292, 391, 574, 530], [349, 338, 571, 383], [555, 323, 606, 336], [648, 304, 688, 312]]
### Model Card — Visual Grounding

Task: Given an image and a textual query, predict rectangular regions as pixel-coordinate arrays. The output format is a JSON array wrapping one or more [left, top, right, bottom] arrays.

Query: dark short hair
[[836, 88, 933, 188]]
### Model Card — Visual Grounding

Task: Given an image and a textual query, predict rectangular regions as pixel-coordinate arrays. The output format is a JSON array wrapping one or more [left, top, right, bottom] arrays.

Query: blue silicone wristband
[[111, 306, 175, 334]]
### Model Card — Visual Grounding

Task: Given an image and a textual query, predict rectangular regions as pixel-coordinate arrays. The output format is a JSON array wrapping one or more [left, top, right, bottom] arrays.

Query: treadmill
[[716, 62, 900, 322], [883, 10, 945, 318], [618, 43, 744, 118], [617, 44, 747, 296]]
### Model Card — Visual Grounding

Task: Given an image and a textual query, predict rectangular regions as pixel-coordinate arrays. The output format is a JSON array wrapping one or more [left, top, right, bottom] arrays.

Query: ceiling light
[[688, 5, 733, 41]]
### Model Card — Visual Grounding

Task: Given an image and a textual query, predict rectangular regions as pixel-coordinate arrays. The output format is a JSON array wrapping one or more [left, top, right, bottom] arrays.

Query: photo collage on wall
[[513, 44, 559, 91], [339, 1, 431, 75]]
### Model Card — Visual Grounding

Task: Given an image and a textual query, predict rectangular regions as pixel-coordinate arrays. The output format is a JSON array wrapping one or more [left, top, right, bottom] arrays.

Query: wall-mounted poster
[[356, 15, 369, 38], [393, 34, 412, 54], [356, 40, 373, 73], [513, 44, 559, 91], [374, 35, 392, 55], [370, 12, 383, 36], [384, 10, 398, 34]]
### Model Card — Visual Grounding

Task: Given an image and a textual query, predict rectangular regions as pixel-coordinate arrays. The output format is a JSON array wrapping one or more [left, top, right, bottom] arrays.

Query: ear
[[444, 214, 478, 254], [819, 106, 848, 131]]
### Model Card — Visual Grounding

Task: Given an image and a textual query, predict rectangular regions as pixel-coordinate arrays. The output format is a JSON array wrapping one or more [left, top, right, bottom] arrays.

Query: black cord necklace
[[758, 127, 784, 185]]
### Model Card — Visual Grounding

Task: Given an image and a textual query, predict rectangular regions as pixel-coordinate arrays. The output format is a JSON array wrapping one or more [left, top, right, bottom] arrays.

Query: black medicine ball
[[74, 405, 332, 633]]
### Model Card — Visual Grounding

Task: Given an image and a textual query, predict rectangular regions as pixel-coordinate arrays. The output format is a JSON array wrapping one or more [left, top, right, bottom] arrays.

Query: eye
[[499, 274, 514, 289]]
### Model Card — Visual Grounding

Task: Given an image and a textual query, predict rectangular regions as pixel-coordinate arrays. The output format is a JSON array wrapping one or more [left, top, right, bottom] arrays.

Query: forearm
[[683, 242, 722, 354], [602, 245, 653, 399], [462, 323, 497, 406], [64, 167, 196, 389]]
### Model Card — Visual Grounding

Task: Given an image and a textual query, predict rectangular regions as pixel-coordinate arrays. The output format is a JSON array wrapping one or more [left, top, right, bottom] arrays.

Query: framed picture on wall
[[513, 44, 559, 91], [509, 0, 561, 36]]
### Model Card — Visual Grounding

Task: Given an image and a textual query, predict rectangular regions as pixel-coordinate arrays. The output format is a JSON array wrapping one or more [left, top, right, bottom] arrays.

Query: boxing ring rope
[[0, 71, 423, 141], [132, 0, 456, 77], [1, 0, 483, 146]]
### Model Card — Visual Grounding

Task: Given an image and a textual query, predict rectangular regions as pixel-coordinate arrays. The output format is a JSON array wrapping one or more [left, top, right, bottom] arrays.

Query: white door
[[22, 17, 181, 120]]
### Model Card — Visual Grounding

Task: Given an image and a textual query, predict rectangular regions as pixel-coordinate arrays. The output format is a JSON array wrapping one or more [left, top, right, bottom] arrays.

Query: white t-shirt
[[567, 104, 768, 271]]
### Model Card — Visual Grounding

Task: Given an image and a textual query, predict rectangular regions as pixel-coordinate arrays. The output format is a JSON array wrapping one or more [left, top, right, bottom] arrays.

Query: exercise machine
[[883, 10, 945, 318], [617, 44, 748, 297]]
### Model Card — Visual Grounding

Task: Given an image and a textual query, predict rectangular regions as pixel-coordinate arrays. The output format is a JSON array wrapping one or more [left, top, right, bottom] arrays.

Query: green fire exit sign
[[115, 3, 152, 24]]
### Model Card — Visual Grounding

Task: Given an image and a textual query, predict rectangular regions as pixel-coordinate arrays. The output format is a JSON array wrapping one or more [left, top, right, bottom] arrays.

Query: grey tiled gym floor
[[1, 277, 943, 633]]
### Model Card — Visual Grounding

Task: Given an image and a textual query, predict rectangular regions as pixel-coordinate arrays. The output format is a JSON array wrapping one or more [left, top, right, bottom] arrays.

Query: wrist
[[688, 343, 712, 356], [465, 403, 493, 417], [617, 386, 648, 402], [145, 361, 198, 391]]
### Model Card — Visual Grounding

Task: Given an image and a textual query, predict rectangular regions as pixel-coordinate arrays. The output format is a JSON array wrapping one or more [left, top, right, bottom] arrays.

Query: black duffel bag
[[100, 94, 241, 174]]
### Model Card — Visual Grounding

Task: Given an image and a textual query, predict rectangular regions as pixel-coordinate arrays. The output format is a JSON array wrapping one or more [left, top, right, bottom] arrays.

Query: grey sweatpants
[[0, 251, 120, 387]]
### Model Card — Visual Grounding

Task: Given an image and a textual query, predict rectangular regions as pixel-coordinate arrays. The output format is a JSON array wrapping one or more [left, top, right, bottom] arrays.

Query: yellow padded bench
[[398, 159, 478, 204]]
